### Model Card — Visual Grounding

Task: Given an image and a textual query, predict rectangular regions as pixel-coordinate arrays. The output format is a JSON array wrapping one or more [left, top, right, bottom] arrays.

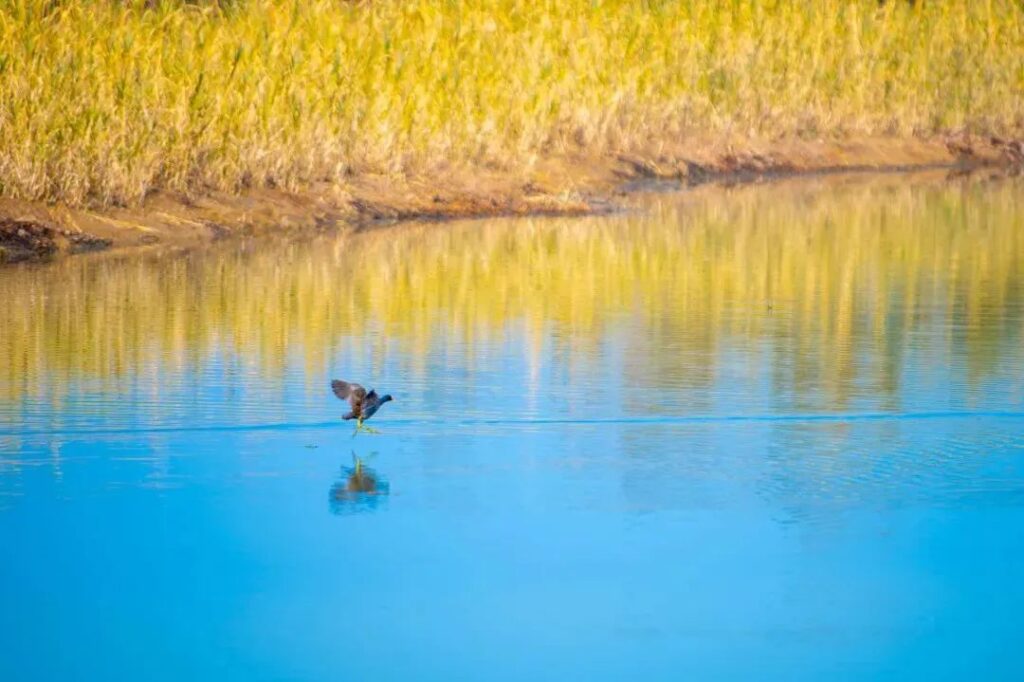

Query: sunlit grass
[[0, 0, 1022, 206]]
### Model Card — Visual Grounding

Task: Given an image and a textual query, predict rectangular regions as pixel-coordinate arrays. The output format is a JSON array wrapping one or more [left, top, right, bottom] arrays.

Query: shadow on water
[[328, 453, 389, 515]]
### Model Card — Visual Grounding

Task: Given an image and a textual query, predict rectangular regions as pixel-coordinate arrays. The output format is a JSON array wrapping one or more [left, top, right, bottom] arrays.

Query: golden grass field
[[1, 0, 1022, 207]]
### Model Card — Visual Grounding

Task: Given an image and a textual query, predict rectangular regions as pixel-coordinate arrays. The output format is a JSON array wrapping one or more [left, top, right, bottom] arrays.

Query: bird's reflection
[[328, 453, 389, 514]]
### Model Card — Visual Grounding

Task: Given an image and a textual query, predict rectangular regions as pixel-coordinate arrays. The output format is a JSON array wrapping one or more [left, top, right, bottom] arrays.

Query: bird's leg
[[351, 416, 380, 436]]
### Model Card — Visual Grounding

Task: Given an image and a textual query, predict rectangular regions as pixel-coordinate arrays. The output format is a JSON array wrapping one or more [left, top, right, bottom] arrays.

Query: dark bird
[[332, 379, 393, 432]]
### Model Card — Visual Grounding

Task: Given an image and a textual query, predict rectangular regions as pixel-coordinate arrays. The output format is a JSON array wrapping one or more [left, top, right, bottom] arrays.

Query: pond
[[1, 173, 1023, 680]]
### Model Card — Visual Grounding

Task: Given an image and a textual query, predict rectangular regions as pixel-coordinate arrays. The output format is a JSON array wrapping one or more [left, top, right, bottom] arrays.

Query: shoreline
[[2, 134, 1021, 265]]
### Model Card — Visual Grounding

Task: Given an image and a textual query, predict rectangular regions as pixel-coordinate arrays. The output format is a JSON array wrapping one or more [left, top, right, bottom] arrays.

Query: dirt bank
[[2, 134, 1021, 265]]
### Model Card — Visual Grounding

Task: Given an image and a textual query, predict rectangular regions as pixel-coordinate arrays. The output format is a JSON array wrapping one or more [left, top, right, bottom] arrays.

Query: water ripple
[[1, 409, 1021, 439]]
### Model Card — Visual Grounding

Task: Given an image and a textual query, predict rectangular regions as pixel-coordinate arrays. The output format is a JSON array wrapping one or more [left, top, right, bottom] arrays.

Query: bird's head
[[382, 394, 394, 403]]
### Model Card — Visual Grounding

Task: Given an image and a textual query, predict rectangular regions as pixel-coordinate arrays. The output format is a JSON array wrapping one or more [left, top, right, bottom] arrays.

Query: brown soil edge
[[2, 134, 1021, 265]]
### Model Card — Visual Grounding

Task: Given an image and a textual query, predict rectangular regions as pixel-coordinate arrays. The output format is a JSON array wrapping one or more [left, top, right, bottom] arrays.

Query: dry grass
[[0, 0, 1022, 206]]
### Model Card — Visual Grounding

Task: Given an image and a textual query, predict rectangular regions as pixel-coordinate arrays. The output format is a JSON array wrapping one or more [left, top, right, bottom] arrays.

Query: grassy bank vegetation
[[1, 0, 1022, 206]]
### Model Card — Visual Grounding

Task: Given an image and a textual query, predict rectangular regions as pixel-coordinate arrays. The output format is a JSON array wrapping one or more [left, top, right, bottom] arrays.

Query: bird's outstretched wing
[[332, 380, 367, 403]]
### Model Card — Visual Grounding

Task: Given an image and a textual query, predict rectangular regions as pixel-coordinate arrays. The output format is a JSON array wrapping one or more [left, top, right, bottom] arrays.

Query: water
[[1, 173, 1023, 680]]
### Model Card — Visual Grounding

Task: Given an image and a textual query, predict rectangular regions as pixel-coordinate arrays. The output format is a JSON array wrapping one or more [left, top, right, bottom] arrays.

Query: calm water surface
[[1, 174, 1023, 680]]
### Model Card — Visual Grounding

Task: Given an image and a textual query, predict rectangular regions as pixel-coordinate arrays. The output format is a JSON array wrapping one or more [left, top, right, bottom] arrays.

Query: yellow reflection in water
[[0, 174, 1022, 409]]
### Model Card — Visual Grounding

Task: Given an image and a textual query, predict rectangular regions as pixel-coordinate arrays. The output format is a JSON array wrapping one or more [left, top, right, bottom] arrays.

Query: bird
[[331, 379, 393, 434]]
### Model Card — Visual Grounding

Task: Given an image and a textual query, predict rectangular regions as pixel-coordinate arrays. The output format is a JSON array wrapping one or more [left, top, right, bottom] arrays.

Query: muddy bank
[[2, 134, 1021, 265], [0, 219, 112, 264]]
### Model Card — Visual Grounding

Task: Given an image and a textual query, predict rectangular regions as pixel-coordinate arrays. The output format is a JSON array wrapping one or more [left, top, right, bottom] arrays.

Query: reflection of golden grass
[[1, 1, 1022, 205], [1, 176, 1021, 407]]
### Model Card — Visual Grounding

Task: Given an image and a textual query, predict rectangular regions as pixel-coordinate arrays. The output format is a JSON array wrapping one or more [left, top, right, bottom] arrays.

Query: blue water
[[2, 175, 1024, 680]]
